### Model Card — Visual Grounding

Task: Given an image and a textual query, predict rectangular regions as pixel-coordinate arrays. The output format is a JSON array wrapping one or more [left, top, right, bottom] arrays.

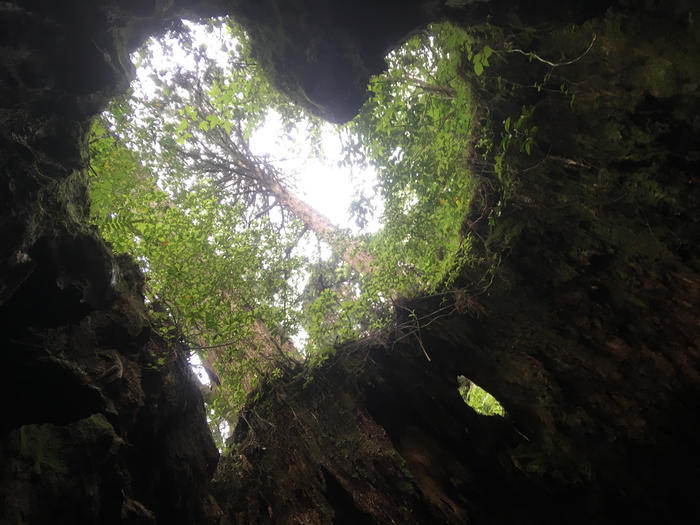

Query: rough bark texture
[[0, 1, 226, 522], [1, 0, 698, 524], [213, 2, 700, 524], [223, 0, 439, 122]]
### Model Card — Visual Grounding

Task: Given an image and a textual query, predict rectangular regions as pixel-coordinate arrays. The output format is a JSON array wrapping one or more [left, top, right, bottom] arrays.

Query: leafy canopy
[[89, 19, 486, 441], [345, 24, 477, 296]]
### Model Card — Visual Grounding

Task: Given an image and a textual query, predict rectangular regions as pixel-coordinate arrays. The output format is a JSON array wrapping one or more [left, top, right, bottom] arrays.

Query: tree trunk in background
[[261, 168, 374, 274], [198, 298, 302, 402]]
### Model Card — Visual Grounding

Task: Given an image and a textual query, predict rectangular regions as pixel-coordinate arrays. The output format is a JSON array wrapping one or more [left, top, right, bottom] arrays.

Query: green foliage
[[273, 22, 499, 353], [90, 20, 336, 438], [344, 23, 477, 298], [298, 249, 390, 355], [88, 19, 521, 445], [458, 379, 505, 417], [470, 44, 493, 76], [89, 117, 304, 417], [114, 18, 322, 201], [494, 104, 538, 181]]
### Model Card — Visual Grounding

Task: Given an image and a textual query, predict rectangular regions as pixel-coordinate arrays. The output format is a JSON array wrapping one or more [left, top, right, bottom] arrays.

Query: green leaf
[[524, 137, 534, 155]]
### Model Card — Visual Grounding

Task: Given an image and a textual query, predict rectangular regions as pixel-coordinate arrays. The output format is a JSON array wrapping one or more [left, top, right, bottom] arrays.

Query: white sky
[[249, 113, 380, 233]]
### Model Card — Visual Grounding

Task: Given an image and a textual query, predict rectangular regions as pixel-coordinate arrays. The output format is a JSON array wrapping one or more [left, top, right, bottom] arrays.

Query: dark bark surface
[[0, 1, 223, 522], [0, 0, 698, 524], [214, 2, 700, 524]]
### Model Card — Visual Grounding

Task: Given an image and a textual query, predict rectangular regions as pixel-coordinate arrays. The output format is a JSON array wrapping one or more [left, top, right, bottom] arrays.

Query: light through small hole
[[457, 375, 504, 416]]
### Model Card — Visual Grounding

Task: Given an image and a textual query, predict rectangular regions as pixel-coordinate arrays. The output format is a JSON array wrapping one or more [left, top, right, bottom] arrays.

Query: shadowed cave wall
[[1, 1, 699, 524]]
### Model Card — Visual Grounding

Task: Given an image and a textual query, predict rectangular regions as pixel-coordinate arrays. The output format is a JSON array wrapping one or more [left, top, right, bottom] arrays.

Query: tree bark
[[259, 166, 374, 274]]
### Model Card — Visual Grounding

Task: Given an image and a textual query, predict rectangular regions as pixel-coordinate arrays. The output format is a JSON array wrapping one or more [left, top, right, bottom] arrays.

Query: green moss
[[485, 221, 524, 254], [19, 424, 69, 475], [395, 479, 415, 494], [17, 414, 118, 477], [644, 57, 677, 98]]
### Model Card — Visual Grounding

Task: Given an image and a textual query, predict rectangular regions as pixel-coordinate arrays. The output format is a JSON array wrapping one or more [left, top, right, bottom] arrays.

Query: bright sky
[[249, 113, 380, 233]]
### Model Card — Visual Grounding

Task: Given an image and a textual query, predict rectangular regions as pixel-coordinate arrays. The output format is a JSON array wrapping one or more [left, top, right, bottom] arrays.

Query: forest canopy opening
[[88, 17, 480, 447]]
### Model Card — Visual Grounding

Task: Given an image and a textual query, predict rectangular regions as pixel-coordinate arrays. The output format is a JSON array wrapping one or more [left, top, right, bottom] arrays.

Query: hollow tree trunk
[[212, 2, 700, 524]]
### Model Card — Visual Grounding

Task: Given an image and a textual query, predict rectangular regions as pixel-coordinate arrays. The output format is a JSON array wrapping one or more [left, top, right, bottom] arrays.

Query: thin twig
[[188, 340, 237, 351], [253, 408, 276, 428], [416, 332, 432, 362], [507, 34, 596, 68]]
